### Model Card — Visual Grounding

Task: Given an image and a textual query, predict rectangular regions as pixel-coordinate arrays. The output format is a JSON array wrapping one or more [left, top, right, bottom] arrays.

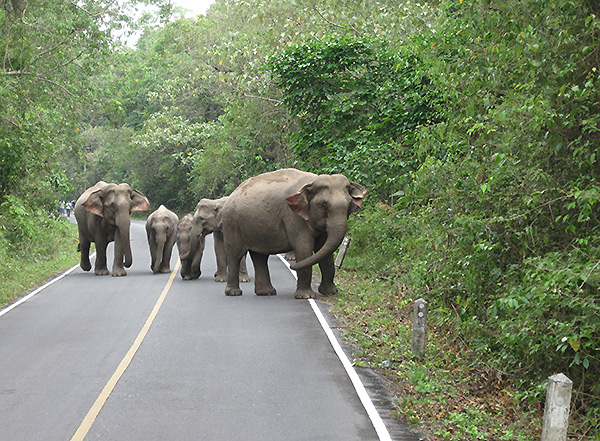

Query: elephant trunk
[[179, 248, 191, 261], [290, 219, 348, 271], [117, 213, 133, 268], [153, 238, 165, 273]]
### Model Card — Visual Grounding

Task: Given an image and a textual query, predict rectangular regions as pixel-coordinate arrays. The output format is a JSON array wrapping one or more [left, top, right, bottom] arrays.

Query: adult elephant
[[191, 197, 250, 283], [176, 213, 204, 280], [75, 181, 150, 276], [221, 168, 366, 299], [145, 205, 179, 274]]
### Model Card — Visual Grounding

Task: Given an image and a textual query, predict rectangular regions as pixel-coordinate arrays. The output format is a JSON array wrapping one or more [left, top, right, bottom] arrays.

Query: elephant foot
[[318, 283, 338, 296], [240, 273, 251, 283], [225, 287, 243, 296], [81, 260, 92, 272], [94, 268, 110, 276], [159, 267, 171, 274], [182, 274, 193, 280], [294, 288, 317, 299], [111, 268, 127, 277], [255, 287, 277, 296], [214, 271, 227, 282]]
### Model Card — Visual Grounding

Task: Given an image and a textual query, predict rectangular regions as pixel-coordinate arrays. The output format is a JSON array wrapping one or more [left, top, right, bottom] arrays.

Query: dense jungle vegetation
[[1, 0, 599, 438]]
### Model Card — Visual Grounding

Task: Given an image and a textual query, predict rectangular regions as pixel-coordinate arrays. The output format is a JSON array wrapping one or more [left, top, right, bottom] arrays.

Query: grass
[[0, 219, 80, 310], [329, 266, 542, 441]]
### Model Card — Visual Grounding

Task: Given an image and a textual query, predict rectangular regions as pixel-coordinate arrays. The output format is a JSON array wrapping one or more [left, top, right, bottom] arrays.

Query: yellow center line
[[70, 259, 181, 441]]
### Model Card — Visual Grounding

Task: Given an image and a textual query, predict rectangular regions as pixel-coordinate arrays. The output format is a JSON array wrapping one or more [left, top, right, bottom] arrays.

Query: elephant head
[[82, 183, 150, 268], [286, 174, 366, 271], [191, 197, 226, 239]]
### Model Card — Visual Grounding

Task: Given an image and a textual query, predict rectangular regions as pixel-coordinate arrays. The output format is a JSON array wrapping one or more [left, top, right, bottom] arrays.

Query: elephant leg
[[112, 237, 127, 277], [79, 237, 92, 272], [239, 253, 251, 283], [213, 231, 227, 282], [225, 249, 244, 296], [148, 231, 157, 272], [180, 259, 192, 280], [94, 238, 110, 276], [291, 241, 318, 299], [160, 235, 176, 273], [249, 251, 276, 296], [317, 253, 338, 296], [191, 235, 204, 279]]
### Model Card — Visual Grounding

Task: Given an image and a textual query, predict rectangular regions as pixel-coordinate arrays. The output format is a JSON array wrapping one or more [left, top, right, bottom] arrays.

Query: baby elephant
[[192, 197, 250, 283], [145, 205, 179, 274], [176, 213, 205, 280]]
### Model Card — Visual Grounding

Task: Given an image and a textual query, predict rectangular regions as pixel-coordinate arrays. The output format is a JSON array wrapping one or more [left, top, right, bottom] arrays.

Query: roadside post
[[411, 298, 427, 358], [541, 373, 573, 441], [334, 236, 351, 269]]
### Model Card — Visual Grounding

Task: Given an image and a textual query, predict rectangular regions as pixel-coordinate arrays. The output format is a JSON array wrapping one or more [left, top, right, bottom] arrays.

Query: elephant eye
[[318, 201, 330, 210]]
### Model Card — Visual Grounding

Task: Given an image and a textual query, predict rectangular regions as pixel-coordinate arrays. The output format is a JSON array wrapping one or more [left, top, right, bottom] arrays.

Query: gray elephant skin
[[75, 181, 150, 276], [191, 197, 250, 283], [145, 205, 179, 274], [176, 213, 204, 280], [221, 168, 367, 299]]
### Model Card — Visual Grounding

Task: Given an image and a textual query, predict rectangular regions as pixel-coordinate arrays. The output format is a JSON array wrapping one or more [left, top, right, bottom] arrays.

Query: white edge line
[[276, 254, 392, 441], [0, 252, 96, 318]]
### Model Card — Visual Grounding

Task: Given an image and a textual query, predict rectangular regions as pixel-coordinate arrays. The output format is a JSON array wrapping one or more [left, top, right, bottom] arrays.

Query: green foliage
[[345, 0, 600, 420], [268, 34, 441, 197]]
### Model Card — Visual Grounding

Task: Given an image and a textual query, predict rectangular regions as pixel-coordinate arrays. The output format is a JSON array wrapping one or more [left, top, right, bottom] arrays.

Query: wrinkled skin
[[191, 197, 250, 283], [176, 214, 204, 280], [221, 169, 366, 299], [145, 205, 179, 274], [75, 181, 150, 276]]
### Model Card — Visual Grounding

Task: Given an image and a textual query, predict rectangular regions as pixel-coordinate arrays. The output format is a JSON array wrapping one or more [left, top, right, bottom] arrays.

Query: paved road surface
[[0, 219, 421, 441]]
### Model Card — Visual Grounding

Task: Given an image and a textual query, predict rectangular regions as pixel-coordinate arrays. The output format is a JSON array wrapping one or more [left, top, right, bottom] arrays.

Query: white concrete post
[[334, 237, 351, 269], [541, 373, 573, 441], [411, 298, 427, 358]]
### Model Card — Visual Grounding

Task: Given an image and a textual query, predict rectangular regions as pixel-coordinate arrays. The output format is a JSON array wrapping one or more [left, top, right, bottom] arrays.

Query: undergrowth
[[0, 210, 79, 309], [331, 201, 599, 440], [331, 269, 539, 440]]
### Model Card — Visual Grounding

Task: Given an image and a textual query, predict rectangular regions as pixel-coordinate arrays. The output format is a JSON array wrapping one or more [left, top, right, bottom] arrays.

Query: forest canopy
[[1, 0, 599, 437]]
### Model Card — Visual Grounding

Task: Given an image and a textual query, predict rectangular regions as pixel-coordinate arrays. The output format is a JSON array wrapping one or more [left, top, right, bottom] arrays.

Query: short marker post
[[334, 236, 351, 269], [411, 298, 427, 358], [541, 373, 572, 441]]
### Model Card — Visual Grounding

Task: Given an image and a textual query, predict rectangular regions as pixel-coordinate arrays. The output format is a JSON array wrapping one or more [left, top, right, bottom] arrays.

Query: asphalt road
[[0, 219, 422, 441]]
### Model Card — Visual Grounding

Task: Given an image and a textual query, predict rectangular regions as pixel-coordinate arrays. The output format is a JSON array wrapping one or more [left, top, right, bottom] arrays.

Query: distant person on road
[[64, 200, 71, 217]]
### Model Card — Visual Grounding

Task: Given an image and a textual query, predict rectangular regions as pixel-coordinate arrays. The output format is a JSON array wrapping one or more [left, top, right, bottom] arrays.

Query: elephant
[[190, 197, 250, 283], [145, 205, 179, 274], [220, 168, 367, 299], [176, 213, 204, 280], [75, 181, 150, 276]]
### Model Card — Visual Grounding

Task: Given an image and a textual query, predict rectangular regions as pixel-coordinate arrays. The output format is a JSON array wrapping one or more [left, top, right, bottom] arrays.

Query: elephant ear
[[82, 189, 104, 217], [131, 190, 150, 212], [286, 183, 312, 221], [348, 182, 367, 214], [214, 198, 226, 228]]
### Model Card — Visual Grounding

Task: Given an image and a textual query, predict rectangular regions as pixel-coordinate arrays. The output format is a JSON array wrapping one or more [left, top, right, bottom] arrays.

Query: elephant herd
[[74, 168, 367, 299]]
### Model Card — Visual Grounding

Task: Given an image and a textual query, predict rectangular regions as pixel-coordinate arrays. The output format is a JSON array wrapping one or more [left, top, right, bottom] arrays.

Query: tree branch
[[0, 114, 21, 129], [313, 6, 359, 34], [243, 93, 280, 104]]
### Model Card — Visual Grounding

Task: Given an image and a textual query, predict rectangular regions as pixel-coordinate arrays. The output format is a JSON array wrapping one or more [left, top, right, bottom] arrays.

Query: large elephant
[[75, 181, 150, 276], [145, 205, 179, 274], [191, 197, 250, 283], [176, 213, 204, 280], [221, 168, 367, 299]]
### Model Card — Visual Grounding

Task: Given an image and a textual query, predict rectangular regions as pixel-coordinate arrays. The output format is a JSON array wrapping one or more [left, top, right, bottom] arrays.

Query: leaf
[[568, 337, 581, 352]]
